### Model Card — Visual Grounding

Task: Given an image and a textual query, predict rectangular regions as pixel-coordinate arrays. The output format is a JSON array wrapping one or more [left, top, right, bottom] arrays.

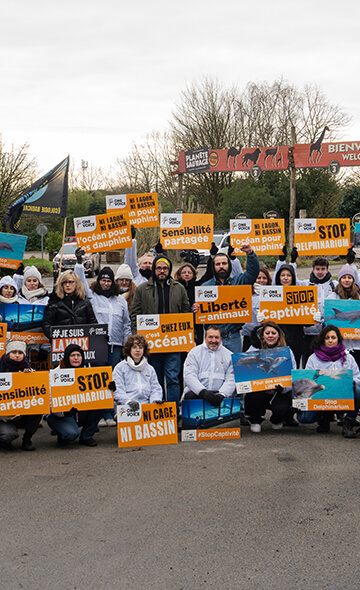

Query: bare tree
[[71, 162, 114, 192]]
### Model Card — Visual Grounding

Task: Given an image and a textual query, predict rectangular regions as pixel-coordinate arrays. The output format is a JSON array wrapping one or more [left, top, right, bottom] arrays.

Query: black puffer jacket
[[43, 292, 97, 339]]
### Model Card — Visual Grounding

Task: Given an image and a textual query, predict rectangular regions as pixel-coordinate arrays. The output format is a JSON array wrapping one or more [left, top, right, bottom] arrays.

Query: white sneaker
[[98, 418, 107, 427], [106, 418, 117, 427], [272, 422, 283, 431], [250, 423, 261, 433]]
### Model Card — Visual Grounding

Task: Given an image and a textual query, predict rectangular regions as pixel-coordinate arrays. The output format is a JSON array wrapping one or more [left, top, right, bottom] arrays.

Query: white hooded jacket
[[183, 341, 235, 397], [113, 357, 163, 404]]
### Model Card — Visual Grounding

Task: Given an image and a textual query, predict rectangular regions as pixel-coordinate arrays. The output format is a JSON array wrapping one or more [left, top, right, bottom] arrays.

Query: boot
[[342, 417, 356, 439], [22, 433, 35, 451], [316, 412, 332, 433]]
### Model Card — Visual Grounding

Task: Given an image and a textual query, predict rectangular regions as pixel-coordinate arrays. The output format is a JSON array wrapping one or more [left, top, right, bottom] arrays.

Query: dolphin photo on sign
[[324, 300, 360, 339], [232, 346, 293, 393], [292, 369, 354, 412]]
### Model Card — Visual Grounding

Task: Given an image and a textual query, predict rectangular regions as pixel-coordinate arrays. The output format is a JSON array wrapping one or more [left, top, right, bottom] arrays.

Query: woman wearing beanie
[[47, 344, 104, 447], [16, 266, 49, 305], [0, 276, 19, 304], [0, 340, 41, 451], [115, 264, 137, 311]]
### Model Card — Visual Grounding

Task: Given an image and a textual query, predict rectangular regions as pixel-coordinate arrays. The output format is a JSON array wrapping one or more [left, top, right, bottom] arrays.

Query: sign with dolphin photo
[[232, 346, 293, 393], [324, 300, 360, 339], [181, 398, 241, 442], [292, 369, 354, 411], [0, 232, 28, 270]]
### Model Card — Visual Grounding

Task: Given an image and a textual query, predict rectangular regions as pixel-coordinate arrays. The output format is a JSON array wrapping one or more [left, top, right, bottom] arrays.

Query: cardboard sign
[[178, 146, 289, 174], [160, 213, 213, 249], [0, 371, 50, 415], [294, 140, 360, 170], [50, 366, 113, 412], [117, 402, 178, 448], [294, 218, 350, 255], [0, 232, 28, 270], [195, 285, 252, 324], [292, 369, 354, 411], [324, 300, 360, 339], [50, 324, 108, 365], [0, 323, 7, 356], [106, 193, 159, 228], [229, 219, 285, 256], [181, 398, 241, 442], [232, 347, 293, 392], [74, 211, 132, 253], [136, 313, 195, 352], [259, 285, 317, 324], [9, 331, 49, 345], [0, 303, 45, 331]]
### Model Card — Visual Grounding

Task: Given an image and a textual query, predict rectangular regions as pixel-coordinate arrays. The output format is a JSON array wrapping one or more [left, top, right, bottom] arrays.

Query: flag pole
[[58, 216, 67, 277]]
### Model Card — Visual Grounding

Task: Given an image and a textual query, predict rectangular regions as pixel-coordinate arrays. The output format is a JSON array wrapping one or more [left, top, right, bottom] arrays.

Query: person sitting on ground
[[0, 340, 41, 451]]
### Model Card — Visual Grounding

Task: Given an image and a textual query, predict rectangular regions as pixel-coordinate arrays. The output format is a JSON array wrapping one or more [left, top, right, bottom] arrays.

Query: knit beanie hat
[[97, 267, 115, 283], [23, 265, 42, 283], [338, 264, 356, 281], [115, 264, 133, 281], [63, 343, 85, 368], [6, 340, 27, 355]]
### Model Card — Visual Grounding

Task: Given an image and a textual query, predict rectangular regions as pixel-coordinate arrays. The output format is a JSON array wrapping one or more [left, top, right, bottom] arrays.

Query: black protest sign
[[50, 324, 108, 365]]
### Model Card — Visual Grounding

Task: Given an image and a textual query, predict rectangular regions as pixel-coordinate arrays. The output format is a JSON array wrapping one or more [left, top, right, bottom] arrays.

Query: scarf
[[314, 342, 347, 365], [309, 270, 332, 285], [21, 285, 47, 302], [0, 354, 31, 372], [126, 356, 147, 372], [0, 293, 18, 304]]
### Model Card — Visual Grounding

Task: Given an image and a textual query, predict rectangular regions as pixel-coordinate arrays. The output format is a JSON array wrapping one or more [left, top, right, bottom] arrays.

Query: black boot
[[22, 433, 35, 451], [342, 417, 356, 439], [317, 412, 332, 433]]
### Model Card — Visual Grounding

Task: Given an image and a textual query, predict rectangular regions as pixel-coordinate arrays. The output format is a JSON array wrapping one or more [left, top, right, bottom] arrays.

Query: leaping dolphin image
[[293, 379, 325, 399]]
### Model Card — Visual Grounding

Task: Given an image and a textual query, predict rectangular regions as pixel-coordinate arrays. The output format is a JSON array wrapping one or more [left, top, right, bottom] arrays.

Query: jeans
[[47, 410, 103, 442], [0, 415, 42, 443], [221, 330, 242, 354], [149, 352, 181, 412]]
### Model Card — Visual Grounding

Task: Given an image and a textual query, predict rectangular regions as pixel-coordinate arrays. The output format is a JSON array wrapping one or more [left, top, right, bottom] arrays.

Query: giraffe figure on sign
[[308, 126, 329, 163]]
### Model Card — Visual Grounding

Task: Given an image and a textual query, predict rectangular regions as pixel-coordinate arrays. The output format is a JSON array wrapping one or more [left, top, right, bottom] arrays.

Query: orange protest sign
[[160, 213, 213, 249], [0, 371, 50, 415], [136, 313, 195, 352], [74, 211, 132, 253], [106, 193, 159, 228], [50, 366, 113, 412], [9, 331, 49, 345], [0, 323, 7, 357], [195, 285, 252, 324], [294, 218, 350, 255], [259, 285, 317, 324], [117, 402, 178, 448], [229, 218, 285, 256]]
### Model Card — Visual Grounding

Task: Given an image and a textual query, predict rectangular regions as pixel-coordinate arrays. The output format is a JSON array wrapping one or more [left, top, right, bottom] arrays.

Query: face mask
[[140, 268, 152, 279]]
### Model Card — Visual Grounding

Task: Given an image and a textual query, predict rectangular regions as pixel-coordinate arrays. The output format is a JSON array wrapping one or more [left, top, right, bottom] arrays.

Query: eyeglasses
[[62, 280, 75, 285], [132, 345, 144, 350]]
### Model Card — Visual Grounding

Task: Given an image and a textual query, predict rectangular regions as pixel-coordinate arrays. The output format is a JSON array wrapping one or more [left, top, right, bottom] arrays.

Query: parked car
[[53, 243, 100, 280], [197, 231, 229, 264]]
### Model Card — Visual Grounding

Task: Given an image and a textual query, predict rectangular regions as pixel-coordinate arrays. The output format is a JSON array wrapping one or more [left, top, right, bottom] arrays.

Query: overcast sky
[[1, 0, 360, 174]]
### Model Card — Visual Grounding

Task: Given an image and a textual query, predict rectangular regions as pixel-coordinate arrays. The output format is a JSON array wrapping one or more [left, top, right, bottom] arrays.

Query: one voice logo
[[137, 315, 160, 330], [260, 287, 283, 301], [117, 404, 141, 423], [106, 194, 127, 210], [50, 369, 75, 387], [295, 219, 317, 234], [230, 219, 251, 233], [74, 216, 97, 233], [0, 374, 12, 390], [195, 287, 218, 301], [161, 214, 182, 227]]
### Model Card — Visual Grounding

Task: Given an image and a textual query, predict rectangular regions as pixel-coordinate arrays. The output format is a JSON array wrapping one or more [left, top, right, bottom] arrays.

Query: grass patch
[[23, 257, 53, 276]]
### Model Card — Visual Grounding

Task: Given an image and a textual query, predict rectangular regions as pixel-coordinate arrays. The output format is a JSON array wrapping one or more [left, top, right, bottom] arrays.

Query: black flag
[[4, 156, 69, 233]]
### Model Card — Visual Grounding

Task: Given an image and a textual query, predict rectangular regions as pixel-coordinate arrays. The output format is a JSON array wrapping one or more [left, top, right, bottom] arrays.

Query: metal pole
[[177, 173, 183, 211], [41, 234, 43, 259], [288, 126, 296, 249]]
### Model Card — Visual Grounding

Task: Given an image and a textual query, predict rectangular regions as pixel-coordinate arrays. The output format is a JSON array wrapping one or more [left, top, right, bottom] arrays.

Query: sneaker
[[106, 418, 117, 427], [98, 418, 107, 427], [272, 423, 283, 431], [250, 423, 261, 433]]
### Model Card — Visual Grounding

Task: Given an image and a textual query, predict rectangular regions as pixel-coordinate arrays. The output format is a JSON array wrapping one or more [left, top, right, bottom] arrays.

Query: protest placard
[[0, 323, 7, 356], [117, 402, 178, 448], [0, 232, 28, 270], [106, 193, 159, 228], [0, 371, 50, 415], [9, 331, 49, 345], [0, 303, 45, 331], [160, 213, 213, 249], [50, 324, 108, 365], [232, 347, 293, 393], [259, 285, 317, 324], [292, 369, 354, 411], [181, 398, 241, 442], [74, 211, 132, 253], [294, 218, 350, 256], [195, 285, 252, 324], [229, 219, 285, 256], [136, 313, 195, 352], [324, 300, 360, 339], [50, 366, 113, 412]]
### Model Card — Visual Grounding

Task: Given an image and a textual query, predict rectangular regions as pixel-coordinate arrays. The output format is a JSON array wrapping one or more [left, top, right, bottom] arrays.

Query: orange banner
[[136, 313, 195, 352], [0, 323, 7, 356], [0, 371, 50, 415], [195, 285, 252, 324], [182, 428, 240, 441], [106, 193, 159, 228], [74, 211, 132, 253], [229, 218, 285, 256], [160, 213, 213, 249], [50, 366, 113, 412], [9, 331, 49, 345], [294, 140, 360, 169], [294, 218, 350, 255], [117, 402, 178, 448], [259, 285, 317, 324]]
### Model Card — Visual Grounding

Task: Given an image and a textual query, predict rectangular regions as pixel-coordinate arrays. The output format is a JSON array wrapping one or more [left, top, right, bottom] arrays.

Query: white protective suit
[[124, 238, 148, 286], [183, 341, 235, 397], [113, 357, 163, 404], [306, 349, 360, 385]]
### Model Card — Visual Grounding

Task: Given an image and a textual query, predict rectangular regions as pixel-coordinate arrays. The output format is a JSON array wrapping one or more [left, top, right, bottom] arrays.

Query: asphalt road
[[1, 422, 359, 590]]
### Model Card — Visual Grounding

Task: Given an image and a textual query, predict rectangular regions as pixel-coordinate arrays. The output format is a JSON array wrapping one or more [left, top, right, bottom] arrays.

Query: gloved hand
[[16, 262, 24, 275], [128, 401, 140, 412], [75, 247, 85, 263], [228, 245, 236, 260], [131, 225, 137, 239], [279, 245, 287, 262], [68, 407, 77, 418], [346, 246, 356, 264], [155, 399, 165, 404], [313, 310, 322, 323], [154, 241, 164, 254], [210, 242, 218, 256], [256, 311, 265, 323], [199, 389, 224, 406], [108, 381, 116, 392], [274, 385, 284, 395], [290, 246, 298, 263], [253, 282, 261, 295]]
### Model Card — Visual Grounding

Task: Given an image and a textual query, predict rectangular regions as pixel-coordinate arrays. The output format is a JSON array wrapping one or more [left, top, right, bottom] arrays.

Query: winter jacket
[[43, 292, 97, 339], [75, 263, 131, 346], [183, 341, 235, 397], [306, 350, 360, 386], [113, 357, 163, 404]]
